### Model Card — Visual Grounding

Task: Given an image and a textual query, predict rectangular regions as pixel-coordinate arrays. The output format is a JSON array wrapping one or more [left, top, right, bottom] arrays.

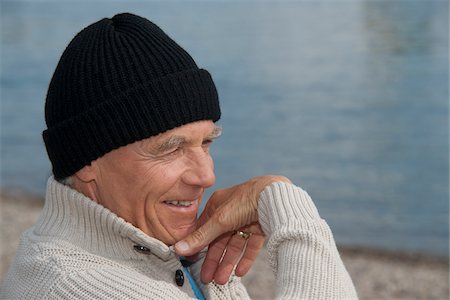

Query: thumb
[[174, 219, 222, 256]]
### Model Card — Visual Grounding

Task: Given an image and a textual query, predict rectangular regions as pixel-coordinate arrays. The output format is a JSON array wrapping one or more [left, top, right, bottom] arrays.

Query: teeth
[[164, 200, 193, 207]]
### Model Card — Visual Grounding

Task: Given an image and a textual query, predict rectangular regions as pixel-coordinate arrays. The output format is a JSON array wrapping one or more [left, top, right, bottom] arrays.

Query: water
[[1, 1, 448, 256]]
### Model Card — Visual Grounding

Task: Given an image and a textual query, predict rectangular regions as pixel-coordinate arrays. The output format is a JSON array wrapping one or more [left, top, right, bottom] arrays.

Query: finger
[[200, 233, 232, 283], [235, 234, 265, 277], [213, 232, 248, 285], [196, 204, 214, 229], [195, 189, 225, 228], [175, 217, 224, 256]]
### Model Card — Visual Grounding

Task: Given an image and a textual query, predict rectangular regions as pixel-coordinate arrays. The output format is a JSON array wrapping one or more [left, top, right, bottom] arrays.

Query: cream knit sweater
[[1, 178, 357, 299]]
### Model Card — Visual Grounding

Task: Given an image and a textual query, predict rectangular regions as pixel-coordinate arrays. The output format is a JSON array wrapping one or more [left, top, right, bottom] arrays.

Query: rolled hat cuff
[[43, 68, 220, 180]]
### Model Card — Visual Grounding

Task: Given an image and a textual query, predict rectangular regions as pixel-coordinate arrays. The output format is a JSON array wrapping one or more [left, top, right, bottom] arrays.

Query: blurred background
[[1, 1, 448, 298]]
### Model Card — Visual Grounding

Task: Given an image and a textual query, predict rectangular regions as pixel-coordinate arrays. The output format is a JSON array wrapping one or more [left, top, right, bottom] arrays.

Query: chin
[[167, 223, 197, 245]]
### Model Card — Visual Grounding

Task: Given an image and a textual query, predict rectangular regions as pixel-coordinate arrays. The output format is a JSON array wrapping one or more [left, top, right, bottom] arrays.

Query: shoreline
[[338, 244, 448, 266], [1, 190, 448, 299]]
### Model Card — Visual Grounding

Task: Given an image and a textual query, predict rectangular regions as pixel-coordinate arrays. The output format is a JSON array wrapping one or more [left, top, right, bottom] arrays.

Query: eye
[[172, 147, 183, 154], [202, 139, 213, 145], [202, 139, 213, 152], [164, 147, 182, 157]]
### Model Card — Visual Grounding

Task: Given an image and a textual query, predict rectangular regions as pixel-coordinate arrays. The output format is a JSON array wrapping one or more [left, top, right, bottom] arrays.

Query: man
[[2, 13, 357, 299]]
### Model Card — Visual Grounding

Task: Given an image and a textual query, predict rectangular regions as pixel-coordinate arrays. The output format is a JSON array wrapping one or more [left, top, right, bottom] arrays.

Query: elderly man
[[2, 13, 357, 299]]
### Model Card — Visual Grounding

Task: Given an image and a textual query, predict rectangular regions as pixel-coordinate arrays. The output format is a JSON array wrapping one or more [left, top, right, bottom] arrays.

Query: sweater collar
[[33, 177, 176, 261]]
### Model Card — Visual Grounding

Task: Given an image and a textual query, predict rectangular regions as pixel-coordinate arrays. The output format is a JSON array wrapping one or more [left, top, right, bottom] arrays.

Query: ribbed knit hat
[[43, 13, 220, 180]]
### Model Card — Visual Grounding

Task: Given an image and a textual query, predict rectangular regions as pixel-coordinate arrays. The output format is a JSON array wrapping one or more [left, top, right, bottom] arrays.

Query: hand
[[175, 175, 291, 284]]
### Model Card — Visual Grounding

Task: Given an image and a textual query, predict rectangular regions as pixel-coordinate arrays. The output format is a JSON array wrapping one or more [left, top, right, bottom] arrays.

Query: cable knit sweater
[[1, 178, 357, 299]]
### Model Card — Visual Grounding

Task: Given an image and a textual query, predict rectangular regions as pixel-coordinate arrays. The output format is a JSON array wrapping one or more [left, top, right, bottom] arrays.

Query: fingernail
[[175, 241, 189, 253]]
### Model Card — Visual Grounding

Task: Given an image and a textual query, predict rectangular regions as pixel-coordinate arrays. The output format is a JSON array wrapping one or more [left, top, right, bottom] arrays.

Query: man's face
[[88, 120, 220, 245]]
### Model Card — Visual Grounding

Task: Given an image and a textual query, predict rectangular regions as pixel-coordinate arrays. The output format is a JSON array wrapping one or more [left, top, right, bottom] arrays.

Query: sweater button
[[133, 245, 151, 254], [175, 269, 184, 286]]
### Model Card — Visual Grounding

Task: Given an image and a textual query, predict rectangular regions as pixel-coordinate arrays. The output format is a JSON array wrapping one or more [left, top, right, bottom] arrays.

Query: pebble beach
[[1, 190, 448, 299]]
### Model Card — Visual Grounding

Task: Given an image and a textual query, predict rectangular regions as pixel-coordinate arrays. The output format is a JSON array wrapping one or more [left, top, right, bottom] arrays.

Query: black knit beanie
[[43, 13, 220, 180]]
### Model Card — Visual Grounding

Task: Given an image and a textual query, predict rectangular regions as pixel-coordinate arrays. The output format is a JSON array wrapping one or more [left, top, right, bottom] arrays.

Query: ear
[[74, 162, 97, 183]]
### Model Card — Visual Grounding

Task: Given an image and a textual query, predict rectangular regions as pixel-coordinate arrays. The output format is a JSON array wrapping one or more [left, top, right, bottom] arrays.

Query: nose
[[182, 149, 215, 188]]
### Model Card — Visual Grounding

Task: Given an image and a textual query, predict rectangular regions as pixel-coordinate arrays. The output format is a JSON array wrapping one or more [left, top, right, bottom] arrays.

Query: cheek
[[146, 160, 186, 190], [131, 159, 181, 193], [143, 161, 199, 242], [142, 160, 187, 212]]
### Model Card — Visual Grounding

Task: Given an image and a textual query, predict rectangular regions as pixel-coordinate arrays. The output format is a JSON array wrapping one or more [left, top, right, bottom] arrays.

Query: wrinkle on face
[[86, 120, 220, 245]]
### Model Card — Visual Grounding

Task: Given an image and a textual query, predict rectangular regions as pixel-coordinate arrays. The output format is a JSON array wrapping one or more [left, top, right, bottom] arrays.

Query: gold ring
[[236, 231, 251, 240]]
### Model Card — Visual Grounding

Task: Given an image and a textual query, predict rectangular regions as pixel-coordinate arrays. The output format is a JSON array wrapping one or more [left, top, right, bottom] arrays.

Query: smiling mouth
[[163, 200, 196, 207]]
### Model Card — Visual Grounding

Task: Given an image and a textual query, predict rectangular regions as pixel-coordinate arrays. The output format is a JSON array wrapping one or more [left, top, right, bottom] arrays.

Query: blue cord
[[180, 257, 205, 300]]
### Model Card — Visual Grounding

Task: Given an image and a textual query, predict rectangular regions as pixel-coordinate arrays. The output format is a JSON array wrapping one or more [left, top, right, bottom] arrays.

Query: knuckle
[[215, 209, 229, 228], [227, 242, 243, 254], [191, 229, 207, 244], [211, 189, 223, 199]]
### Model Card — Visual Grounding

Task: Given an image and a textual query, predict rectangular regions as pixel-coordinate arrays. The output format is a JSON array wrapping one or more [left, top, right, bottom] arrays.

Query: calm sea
[[1, 1, 448, 256]]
